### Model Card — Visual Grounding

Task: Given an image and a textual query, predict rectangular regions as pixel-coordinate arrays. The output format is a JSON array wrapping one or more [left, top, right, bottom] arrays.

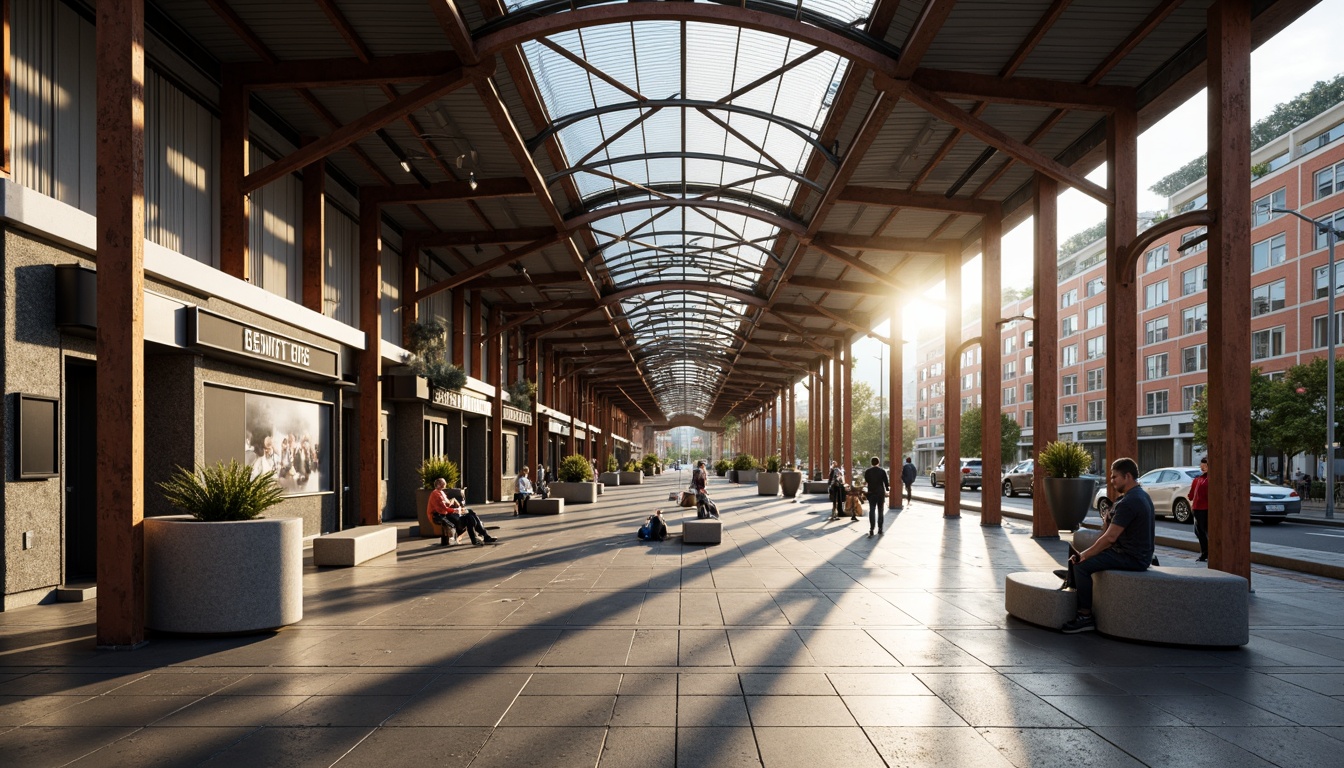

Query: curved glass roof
[[517, 5, 874, 417]]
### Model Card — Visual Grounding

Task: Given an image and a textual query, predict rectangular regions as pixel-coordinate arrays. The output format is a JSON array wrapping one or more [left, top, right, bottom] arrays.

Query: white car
[[1092, 466, 1301, 524]]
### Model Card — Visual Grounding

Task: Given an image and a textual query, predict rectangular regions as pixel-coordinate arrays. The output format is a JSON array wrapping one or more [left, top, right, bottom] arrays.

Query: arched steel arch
[[473, 1, 902, 79], [566, 197, 806, 236], [551, 153, 825, 194], [600, 281, 767, 310]]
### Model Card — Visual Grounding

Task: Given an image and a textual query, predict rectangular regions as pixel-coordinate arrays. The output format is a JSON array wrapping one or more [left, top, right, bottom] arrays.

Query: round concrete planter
[[618, 471, 644, 485], [600, 472, 621, 487], [145, 515, 303, 634], [738, 469, 759, 484], [757, 472, 781, 496], [415, 487, 465, 537], [780, 471, 803, 498], [1043, 477, 1095, 532], [550, 481, 599, 504]]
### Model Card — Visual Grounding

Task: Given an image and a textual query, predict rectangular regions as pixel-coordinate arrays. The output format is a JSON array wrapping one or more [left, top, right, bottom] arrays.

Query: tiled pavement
[[3, 475, 1344, 767]]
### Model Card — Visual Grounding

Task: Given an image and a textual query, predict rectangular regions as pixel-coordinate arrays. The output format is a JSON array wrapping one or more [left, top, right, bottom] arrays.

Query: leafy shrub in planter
[[158, 460, 285, 521], [604, 455, 619, 473], [713, 459, 732, 475], [733, 454, 757, 471], [507, 379, 538, 411], [764, 455, 781, 473], [558, 454, 595, 483], [1038, 440, 1093, 478], [641, 454, 659, 475], [403, 321, 467, 391], [624, 460, 640, 472], [416, 455, 461, 489]]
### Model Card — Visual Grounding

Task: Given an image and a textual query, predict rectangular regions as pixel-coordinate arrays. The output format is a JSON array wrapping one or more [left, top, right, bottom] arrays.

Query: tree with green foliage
[[1192, 368, 1281, 457], [794, 417, 809, 467], [959, 406, 1023, 464], [1058, 221, 1106, 258]]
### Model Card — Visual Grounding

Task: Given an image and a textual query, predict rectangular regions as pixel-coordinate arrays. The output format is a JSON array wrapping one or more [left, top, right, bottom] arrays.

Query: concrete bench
[[1005, 572, 1077, 630], [313, 526, 398, 567], [1093, 567, 1248, 646], [803, 481, 831, 494], [523, 498, 565, 515], [683, 518, 722, 545]]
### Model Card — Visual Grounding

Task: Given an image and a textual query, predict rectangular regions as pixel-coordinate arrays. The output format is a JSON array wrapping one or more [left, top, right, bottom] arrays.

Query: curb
[[912, 493, 1344, 582]]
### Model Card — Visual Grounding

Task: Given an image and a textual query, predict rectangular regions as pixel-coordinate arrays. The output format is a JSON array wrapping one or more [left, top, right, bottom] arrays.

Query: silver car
[[930, 457, 982, 490], [1002, 459, 1035, 497], [1092, 466, 1301, 524]]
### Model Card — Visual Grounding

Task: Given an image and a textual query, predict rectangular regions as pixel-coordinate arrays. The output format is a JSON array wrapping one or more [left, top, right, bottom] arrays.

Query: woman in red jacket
[[1188, 456, 1210, 563]]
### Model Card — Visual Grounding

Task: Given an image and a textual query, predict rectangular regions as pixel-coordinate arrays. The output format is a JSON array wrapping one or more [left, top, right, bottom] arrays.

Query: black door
[[65, 361, 97, 580]]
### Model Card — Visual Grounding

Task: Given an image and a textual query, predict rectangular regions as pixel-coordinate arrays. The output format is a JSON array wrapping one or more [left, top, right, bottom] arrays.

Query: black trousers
[[1192, 508, 1209, 557]]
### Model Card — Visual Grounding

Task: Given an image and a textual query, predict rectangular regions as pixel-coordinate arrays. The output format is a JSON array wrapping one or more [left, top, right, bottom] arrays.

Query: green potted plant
[[394, 321, 467, 396], [642, 454, 659, 477], [779, 461, 804, 498], [600, 454, 621, 487], [551, 453, 599, 503], [414, 455, 461, 537], [733, 453, 758, 484], [507, 379, 538, 411], [620, 459, 644, 486], [713, 458, 731, 477], [146, 461, 301, 634], [1037, 440, 1096, 532], [758, 454, 782, 496]]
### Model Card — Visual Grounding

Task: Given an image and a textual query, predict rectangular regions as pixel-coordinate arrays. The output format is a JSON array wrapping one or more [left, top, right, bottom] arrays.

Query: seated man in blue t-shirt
[[1062, 457, 1156, 634]]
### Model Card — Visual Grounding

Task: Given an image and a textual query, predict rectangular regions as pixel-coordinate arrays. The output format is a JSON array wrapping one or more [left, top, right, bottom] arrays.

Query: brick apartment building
[[913, 99, 1344, 479]]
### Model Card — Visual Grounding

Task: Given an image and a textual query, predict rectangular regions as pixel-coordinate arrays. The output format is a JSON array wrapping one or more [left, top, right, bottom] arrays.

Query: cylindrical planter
[[738, 469, 759, 484], [1043, 477, 1096, 532], [727, 470, 738, 483], [757, 472, 781, 496], [146, 515, 303, 634], [619, 471, 644, 485], [549, 481, 599, 504], [716, 469, 726, 477], [415, 487, 465, 537], [600, 472, 621, 487], [780, 471, 803, 498]]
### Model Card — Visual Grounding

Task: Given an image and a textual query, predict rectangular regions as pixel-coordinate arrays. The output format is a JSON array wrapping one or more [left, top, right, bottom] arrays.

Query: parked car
[[931, 457, 982, 490], [1091, 466, 1301, 524], [1002, 459, 1035, 497]]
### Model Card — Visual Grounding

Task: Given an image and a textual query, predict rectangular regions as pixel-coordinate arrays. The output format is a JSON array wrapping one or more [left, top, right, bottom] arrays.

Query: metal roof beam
[[404, 227, 557, 247], [910, 68, 1134, 112], [226, 51, 463, 90]]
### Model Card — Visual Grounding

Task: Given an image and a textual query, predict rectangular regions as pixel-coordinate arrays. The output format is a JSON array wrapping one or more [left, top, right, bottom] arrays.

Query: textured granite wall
[[392, 403, 423, 521]]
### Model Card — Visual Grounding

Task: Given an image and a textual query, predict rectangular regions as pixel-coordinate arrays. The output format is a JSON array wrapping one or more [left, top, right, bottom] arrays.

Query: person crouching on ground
[[1062, 458, 1155, 634], [428, 478, 497, 546], [514, 466, 533, 516], [864, 456, 890, 537]]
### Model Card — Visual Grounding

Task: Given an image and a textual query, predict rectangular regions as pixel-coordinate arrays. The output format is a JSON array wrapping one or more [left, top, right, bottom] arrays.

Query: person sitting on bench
[[1061, 458, 1154, 634], [695, 489, 720, 520], [513, 466, 534, 516], [428, 478, 497, 546]]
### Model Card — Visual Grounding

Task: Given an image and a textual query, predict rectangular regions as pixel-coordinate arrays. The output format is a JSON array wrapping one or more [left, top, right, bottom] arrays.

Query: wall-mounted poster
[[204, 386, 331, 496]]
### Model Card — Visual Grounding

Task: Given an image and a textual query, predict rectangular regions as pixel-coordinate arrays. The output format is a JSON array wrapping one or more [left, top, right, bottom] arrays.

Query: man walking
[[1062, 458, 1155, 633], [863, 457, 891, 537], [901, 457, 917, 505]]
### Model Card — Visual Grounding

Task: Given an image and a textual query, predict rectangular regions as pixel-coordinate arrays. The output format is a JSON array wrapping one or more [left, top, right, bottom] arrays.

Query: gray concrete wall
[[392, 402, 423, 521]]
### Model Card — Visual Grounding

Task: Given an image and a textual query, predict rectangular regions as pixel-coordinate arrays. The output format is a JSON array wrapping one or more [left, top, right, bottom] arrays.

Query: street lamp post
[[1272, 206, 1343, 518]]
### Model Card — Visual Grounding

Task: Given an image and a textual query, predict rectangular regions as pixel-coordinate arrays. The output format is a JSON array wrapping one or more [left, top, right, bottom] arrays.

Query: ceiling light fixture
[[469, 171, 478, 191], [399, 160, 412, 173]]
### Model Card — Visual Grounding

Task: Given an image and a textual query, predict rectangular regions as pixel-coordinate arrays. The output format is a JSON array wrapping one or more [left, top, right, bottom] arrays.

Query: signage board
[[430, 387, 492, 417], [191, 308, 339, 380]]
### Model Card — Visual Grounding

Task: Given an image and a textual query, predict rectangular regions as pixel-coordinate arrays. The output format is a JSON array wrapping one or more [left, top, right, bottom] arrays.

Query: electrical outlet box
[[22, 531, 34, 550]]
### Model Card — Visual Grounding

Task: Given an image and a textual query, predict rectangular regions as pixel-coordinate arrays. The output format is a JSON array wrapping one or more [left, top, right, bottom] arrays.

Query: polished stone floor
[[3, 474, 1344, 767]]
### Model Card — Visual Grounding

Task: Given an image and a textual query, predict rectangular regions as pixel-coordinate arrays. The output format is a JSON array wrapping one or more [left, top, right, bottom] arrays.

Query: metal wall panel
[[248, 145, 303, 302], [323, 203, 359, 327], [381, 242, 402, 347], [145, 70, 220, 267]]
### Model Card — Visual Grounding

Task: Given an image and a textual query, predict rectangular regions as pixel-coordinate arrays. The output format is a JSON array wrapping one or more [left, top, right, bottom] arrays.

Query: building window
[[1003, 387, 1016, 406], [1024, 410, 1034, 428], [1061, 289, 1077, 308], [1003, 336, 1016, 355], [1024, 383, 1033, 402], [1063, 404, 1078, 424], [1181, 265, 1207, 296], [1146, 353, 1168, 380], [1087, 400, 1105, 422], [1086, 368, 1104, 391], [1145, 280, 1168, 308], [1023, 330, 1034, 348], [1086, 277, 1104, 297], [1085, 336, 1105, 360], [1251, 279, 1286, 317], [1252, 327, 1285, 360], [1179, 227, 1208, 255], [919, 387, 927, 401], [1315, 263, 1344, 298], [1300, 122, 1344, 155], [1182, 384, 1206, 412], [1252, 233, 1287, 271], [1086, 305, 1104, 329], [1144, 245, 1169, 272], [1145, 316, 1169, 344], [918, 426, 926, 438], [1182, 344, 1207, 373], [918, 407, 926, 420], [1061, 315, 1077, 337], [1062, 375, 1078, 396], [1146, 390, 1169, 415], [1025, 355, 1033, 374], [1313, 311, 1344, 348], [1003, 361, 1016, 380], [1062, 345, 1078, 367], [962, 373, 975, 391], [1182, 304, 1208, 334], [1251, 188, 1286, 226], [1317, 162, 1344, 200]]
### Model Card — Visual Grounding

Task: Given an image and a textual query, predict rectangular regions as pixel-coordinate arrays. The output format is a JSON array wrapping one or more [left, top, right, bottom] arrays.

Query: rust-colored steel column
[[489, 305, 503, 501], [808, 372, 817, 475], [1105, 109, 1139, 477], [400, 235, 419, 343], [832, 342, 843, 475], [526, 337, 541, 471], [469, 292, 482, 379], [1206, 0, 1253, 584], [94, 0, 146, 648], [843, 343, 854, 474], [890, 313, 904, 507], [451, 289, 466, 369], [566, 365, 577, 457], [787, 385, 796, 465], [357, 195, 383, 527], [944, 253, 962, 518], [820, 363, 831, 470], [1033, 176, 1061, 538], [981, 212, 1004, 527], [219, 78, 248, 280], [301, 147, 325, 313]]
